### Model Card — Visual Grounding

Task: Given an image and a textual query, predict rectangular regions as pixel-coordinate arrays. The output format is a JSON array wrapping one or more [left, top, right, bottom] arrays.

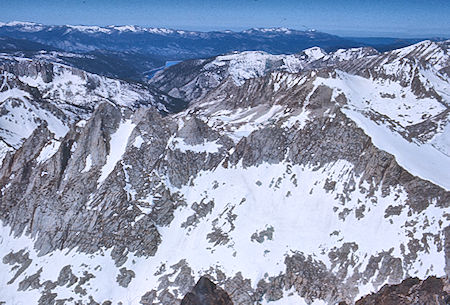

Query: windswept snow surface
[[342, 108, 450, 190], [430, 123, 450, 156], [302, 47, 326, 61], [202, 103, 287, 142]]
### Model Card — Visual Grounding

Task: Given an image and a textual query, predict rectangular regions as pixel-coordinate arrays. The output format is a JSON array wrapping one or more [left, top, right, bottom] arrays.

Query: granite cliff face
[[0, 40, 449, 304]]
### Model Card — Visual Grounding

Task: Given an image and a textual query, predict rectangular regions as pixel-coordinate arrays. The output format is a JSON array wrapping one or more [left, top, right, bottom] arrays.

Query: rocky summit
[[181, 277, 233, 305], [354, 276, 449, 305], [0, 37, 449, 305]]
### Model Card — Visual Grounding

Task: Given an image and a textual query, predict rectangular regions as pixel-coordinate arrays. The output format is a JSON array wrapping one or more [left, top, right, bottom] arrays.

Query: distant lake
[[146, 61, 181, 79], [165, 61, 181, 68]]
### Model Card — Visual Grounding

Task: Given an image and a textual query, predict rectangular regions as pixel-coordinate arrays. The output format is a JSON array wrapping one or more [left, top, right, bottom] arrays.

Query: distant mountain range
[[0, 21, 444, 81]]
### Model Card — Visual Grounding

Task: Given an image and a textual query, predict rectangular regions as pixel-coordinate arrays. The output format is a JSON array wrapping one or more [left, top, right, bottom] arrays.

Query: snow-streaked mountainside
[[0, 54, 185, 162], [0, 40, 449, 305]]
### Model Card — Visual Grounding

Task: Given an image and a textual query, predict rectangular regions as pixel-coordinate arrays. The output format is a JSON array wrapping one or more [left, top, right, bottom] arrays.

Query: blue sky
[[1, 0, 449, 37]]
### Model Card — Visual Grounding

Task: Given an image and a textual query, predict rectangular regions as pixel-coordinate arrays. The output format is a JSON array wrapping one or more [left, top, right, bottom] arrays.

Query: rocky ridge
[[0, 41, 448, 304], [354, 276, 449, 305]]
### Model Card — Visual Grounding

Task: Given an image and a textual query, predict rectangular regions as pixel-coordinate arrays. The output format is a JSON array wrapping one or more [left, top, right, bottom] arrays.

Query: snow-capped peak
[[301, 46, 327, 60], [390, 40, 448, 66], [0, 21, 46, 32], [142, 27, 175, 34], [66, 24, 113, 34], [371, 40, 449, 73], [325, 47, 379, 62], [0, 21, 179, 35], [0, 21, 42, 27], [204, 51, 305, 85], [108, 25, 140, 32], [243, 27, 293, 34]]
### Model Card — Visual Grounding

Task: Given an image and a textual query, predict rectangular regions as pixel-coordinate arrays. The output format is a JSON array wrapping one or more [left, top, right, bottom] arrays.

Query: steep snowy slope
[[0, 41, 448, 305]]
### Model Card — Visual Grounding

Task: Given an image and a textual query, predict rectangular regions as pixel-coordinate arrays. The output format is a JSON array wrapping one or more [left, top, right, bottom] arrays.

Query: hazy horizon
[[1, 0, 449, 38], [0, 19, 448, 39]]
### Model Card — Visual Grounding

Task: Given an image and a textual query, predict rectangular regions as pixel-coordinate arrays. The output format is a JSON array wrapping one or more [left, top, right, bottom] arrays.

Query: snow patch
[[170, 138, 222, 154], [82, 154, 93, 173], [36, 140, 61, 163], [98, 120, 135, 185], [132, 135, 144, 149]]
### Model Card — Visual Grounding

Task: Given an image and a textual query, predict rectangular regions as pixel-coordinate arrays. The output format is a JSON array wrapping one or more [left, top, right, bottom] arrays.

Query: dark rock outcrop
[[181, 277, 233, 305], [355, 276, 450, 305]]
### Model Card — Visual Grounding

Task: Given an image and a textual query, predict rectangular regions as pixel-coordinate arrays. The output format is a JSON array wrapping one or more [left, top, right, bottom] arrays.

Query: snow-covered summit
[[323, 46, 379, 62], [65, 24, 113, 34], [0, 22, 329, 37], [388, 40, 449, 70], [0, 20, 46, 32], [65, 24, 179, 35], [0, 21, 183, 35], [0, 21, 41, 26], [242, 27, 294, 34], [204, 51, 305, 85], [300, 46, 327, 60]]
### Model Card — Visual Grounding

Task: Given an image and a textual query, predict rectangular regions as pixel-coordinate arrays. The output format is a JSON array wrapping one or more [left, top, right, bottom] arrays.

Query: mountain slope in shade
[[0, 36, 58, 52], [0, 41, 448, 305]]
